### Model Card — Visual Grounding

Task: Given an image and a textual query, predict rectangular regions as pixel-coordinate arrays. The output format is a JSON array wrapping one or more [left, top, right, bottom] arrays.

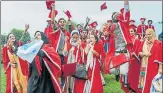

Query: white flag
[[17, 40, 44, 63], [150, 73, 163, 93]]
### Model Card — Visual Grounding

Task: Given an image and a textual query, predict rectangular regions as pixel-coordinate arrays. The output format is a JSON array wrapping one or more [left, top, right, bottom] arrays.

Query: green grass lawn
[[1, 65, 6, 93], [1, 65, 124, 93], [104, 75, 124, 93]]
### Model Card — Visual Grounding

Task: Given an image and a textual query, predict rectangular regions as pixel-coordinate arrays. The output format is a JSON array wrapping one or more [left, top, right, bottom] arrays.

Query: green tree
[[10, 28, 31, 42], [0, 34, 7, 45], [65, 20, 77, 32]]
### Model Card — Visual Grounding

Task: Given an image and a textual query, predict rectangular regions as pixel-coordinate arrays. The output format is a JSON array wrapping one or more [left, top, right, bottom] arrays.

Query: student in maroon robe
[[91, 21, 99, 35], [84, 34, 104, 93], [63, 30, 86, 93], [44, 9, 58, 40], [137, 18, 147, 40], [128, 25, 142, 93], [101, 25, 110, 54], [77, 24, 83, 33], [146, 20, 155, 31], [80, 29, 88, 62], [88, 23, 93, 33], [105, 0, 134, 93], [129, 20, 136, 26], [136, 28, 162, 93], [46, 3, 71, 88], [2, 25, 29, 93], [27, 31, 62, 93], [106, 20, 113, 29], [101, 20, 116, 54], [105, 0, 131, 84]]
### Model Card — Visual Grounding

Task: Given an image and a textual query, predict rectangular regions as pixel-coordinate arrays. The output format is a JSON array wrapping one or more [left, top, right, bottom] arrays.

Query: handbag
[[72, 46, 88, 80], [72, 63, 88, 80]]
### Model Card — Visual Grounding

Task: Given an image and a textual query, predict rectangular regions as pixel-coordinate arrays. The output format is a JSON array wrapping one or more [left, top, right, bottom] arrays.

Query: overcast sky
[[1, 1, 162, 37]]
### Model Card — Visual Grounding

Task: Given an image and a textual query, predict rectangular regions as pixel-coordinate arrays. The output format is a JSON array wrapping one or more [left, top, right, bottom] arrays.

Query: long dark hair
[[6, 33, 14, 43], [34, 31, 49, 44], [6, 33, 19, 45], [112, 12, 119, 23], [6, 33, 20, 53]]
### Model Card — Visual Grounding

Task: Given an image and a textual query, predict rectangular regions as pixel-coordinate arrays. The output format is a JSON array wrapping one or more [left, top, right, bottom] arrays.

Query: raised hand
[[64, 36, 69, 43], [67, 20, 72, 25], [51, 3, 55, 10], [124, 0, 129, 5], [86, 17, 90, 23], [25, 24, 29, 32]]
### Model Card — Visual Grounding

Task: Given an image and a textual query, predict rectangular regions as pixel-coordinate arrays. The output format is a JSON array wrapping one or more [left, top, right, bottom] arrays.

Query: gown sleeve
[[2, 46, 10, 70], [154, 41, 163, 64]]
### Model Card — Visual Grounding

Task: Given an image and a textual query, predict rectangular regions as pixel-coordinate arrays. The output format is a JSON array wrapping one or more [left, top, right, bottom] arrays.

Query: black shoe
[[68, 88, 72, 93], [103, 83, 106, 86], [115, 73, 120, 82]]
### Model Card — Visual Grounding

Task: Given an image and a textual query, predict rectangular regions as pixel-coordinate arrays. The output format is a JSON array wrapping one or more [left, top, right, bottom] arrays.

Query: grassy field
[[1, 65, 6, 93], [1, 65, 124, 93]]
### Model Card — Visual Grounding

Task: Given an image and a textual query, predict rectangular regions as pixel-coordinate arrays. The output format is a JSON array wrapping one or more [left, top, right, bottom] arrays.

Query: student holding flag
[[24, 31, 62, 93]]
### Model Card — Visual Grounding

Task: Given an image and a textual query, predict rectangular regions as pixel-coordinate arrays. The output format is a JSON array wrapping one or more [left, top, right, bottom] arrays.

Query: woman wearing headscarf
[[2, 24, 29, 93], [136, 28, 162, 93], [27, 31, 62, 93], [63, 30, 86, 93]]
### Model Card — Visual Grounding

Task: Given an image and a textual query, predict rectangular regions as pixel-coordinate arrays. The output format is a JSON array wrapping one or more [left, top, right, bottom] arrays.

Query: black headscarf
[[34, 31, 49, 44], [34, 31, 49, 57]]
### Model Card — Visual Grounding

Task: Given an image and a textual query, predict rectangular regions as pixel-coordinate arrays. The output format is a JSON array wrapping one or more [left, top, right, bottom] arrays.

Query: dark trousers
[[59, 55, 65, 87]]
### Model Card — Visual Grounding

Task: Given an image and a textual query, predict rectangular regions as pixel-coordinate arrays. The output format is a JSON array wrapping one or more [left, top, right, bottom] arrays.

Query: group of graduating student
[[2, 0, 162, 93]]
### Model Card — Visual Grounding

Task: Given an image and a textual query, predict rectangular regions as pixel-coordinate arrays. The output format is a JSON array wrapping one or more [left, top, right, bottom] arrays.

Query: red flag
[[46, 0, 55, 10], [64, 10, 72, 19], [48, 10, 58, 18], [111, 53, 128, 68], [101, 2, 107, 11]]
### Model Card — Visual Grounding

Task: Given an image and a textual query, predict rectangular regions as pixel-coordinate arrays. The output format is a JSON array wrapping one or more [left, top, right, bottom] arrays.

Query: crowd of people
[[2, 0, 162, 93]]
